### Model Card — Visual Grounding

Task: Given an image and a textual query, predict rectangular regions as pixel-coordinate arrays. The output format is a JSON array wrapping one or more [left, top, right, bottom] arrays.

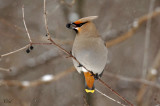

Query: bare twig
[[0, 67, 11, 72], [95, 88, 126, 106], [0, 6, 59, 59], [0, 66, 75, 88], [98, 78, 133, 106], [106, 7, 160, 48], [44, 0, 51, 39], [142, 0, 155, 79], [104, 71, 160, 89], [83, 95, 89, 106], [22, 6, 32, 43], [60, 0, 76, 7], [137, 48, 160, 105], [31, 42, 52, 45], [0, 44, 30, 58], [0, 42, 54, 59]]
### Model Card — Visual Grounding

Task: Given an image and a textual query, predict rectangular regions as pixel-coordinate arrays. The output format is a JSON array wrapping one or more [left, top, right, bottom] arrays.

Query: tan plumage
[[66, 16, 108, 93], [74, 16, 98, 24]]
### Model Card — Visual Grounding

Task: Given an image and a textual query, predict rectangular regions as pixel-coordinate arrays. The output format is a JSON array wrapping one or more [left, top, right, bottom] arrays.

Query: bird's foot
[[78, 63, 83, 67], [69, 51, 72, 55], [90, 71, 99, 80], [66, 51, 72, 58]]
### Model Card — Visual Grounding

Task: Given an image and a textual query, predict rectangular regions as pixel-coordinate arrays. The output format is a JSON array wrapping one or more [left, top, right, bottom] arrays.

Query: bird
[[66, 16, 108, 93]]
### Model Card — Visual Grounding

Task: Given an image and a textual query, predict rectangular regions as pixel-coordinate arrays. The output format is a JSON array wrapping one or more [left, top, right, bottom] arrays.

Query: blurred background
[[0, 0, 160, 106]]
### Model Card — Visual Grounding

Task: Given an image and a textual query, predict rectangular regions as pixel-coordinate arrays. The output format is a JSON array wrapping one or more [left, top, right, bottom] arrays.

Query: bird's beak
[[66, 22, 77, 29]]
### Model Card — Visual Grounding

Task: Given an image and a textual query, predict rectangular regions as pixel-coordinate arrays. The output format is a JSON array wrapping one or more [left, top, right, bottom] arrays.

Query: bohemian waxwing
[[66, 16, 108, 93]]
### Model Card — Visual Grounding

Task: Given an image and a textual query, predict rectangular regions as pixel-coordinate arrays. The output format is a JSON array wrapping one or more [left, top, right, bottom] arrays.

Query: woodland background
[[0, 0, 160, 106]]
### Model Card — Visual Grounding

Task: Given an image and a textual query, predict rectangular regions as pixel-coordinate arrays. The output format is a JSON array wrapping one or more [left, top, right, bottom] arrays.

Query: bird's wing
[[72, 37, 108, 74]]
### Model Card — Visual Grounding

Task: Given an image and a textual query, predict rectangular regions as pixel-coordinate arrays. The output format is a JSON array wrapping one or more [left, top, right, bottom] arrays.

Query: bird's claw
[[65, 51, 72, 58], [69, 51, 72, 56], [78, 63, 83, 67], [90, 71, 99, 80]]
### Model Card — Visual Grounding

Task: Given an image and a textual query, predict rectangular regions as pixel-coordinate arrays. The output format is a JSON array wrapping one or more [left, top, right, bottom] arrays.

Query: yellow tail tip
[[85, 89, 95, 93]]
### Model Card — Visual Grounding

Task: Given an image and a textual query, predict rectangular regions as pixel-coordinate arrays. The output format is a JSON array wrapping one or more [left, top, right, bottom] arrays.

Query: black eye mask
[[66, 22, 88, 29], [73, 22, 88, 27]]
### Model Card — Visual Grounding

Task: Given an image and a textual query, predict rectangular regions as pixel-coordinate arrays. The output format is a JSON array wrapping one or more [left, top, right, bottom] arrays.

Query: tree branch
[[136, 48, 160, 105], [22, 5, 32, 43], [59, 0, 76, 7], [0, 66, 75, 88], [106, 7, 160, 48], [0, 67, 11, 72], [104, 71, 160, 89], [98, 78, 133, 106], [95, 88, 126, 106], [0, 44, 30, 58], [142, 0, 155, 79]]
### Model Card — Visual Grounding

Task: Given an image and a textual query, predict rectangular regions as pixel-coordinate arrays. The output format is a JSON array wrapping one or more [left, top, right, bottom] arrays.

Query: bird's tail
[[84, 72, 95, 93]]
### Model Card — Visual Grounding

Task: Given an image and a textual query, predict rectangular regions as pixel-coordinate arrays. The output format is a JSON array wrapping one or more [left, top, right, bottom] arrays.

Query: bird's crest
[[74, 16, 98, 24]]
